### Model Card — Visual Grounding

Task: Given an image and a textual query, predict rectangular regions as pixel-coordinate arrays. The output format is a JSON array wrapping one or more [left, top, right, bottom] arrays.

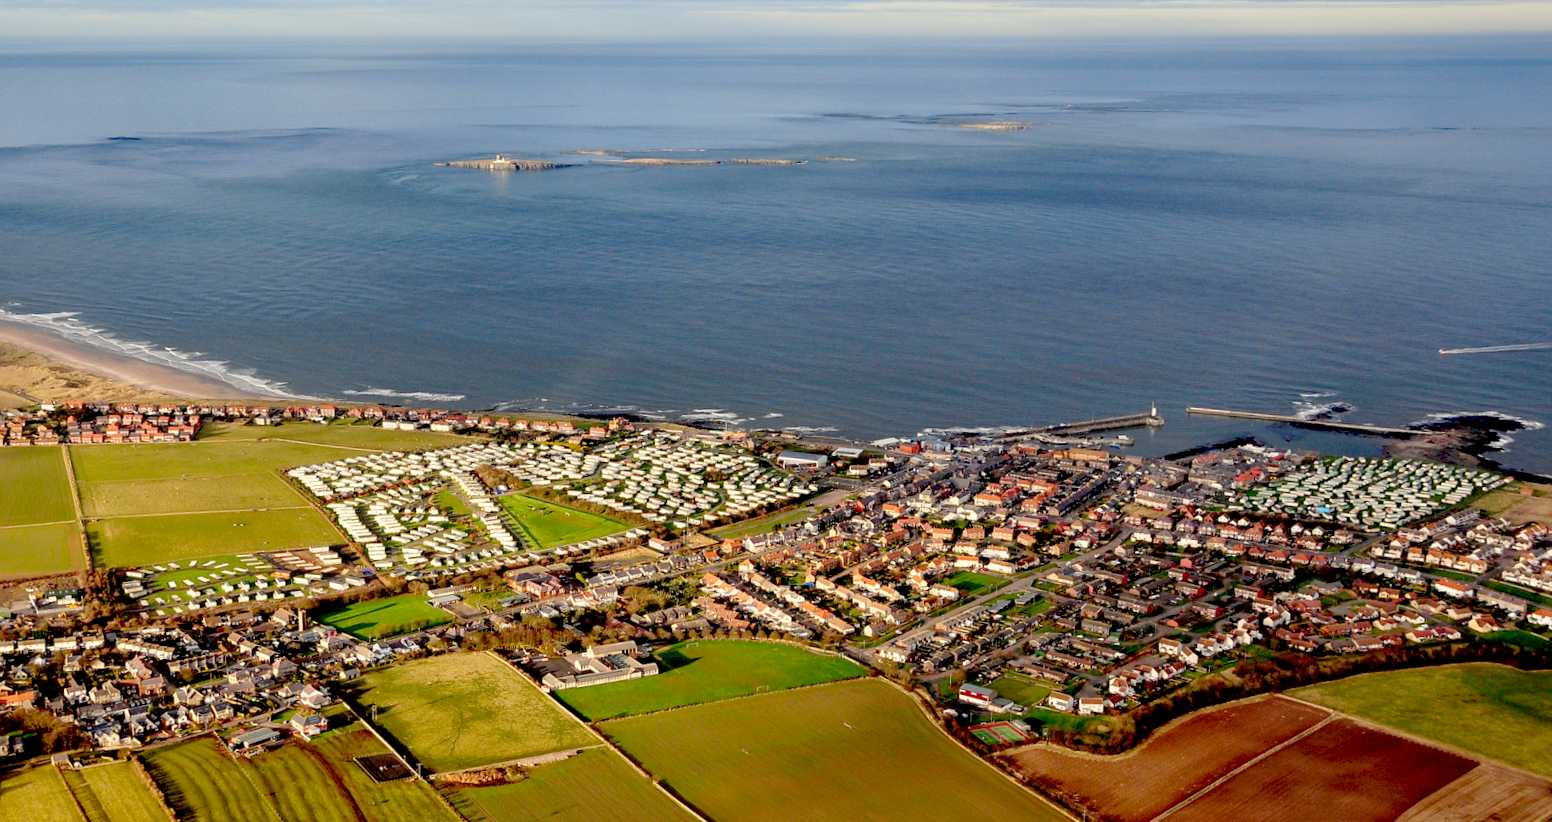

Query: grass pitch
[[443, 748, 692, 822], [0, 765, 85, 822], [556, 640, 864, 721], [80, 472, 304, 518], [602, 678, 1066, 822], [88, 508, 339, 568], [354, 653, 595, 773], [499, 493, 628, 550], [943, 571, 1007, 595], [1292, 662, 1552, 777], [320, 594, 451, 640], [0, 521, 83, 577], [0, 446, 75, 526], [63, 761, 171, 822]]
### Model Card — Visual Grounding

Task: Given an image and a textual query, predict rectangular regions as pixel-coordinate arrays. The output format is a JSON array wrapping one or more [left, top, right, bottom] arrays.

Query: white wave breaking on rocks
[[341, 387, 468, 403]]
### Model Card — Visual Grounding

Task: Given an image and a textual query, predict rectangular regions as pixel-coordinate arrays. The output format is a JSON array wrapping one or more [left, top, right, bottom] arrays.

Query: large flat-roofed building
[[540, 641, 660, 690], [777, 450, 829, 471]]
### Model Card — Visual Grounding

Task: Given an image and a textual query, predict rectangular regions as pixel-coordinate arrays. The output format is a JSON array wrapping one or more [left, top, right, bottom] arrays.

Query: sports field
[[601, 678, 1067, 822], [1291, 663, 1552, 777], [499, 493, 628, 550], [319, 594, 451, 640], [246, 740, 371, 822], [443, 748, 692, 822], [87, 508, 340, 568], [943, 570, 1006, 595], [80, 473, 304, 518], [0, 521, 84, 577], [142, 736, 273, 822], [0, 446, 75, 526], [556, 640, 865, 721], [987, 672, 1053, 711], [0, 764, 85, 821], [62, 761, 169, 822], [354, 653, 596, 773]]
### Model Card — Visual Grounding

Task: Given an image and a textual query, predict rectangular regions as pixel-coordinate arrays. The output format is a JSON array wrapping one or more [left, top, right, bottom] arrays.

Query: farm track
[[62, 445, 90, 573]]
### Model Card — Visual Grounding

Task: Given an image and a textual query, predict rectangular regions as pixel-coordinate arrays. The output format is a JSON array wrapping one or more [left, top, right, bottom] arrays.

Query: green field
[[245, 741, 368, 822], [319, 594, 452, 640], [197, 420, 471, 450], [706, 506, 814, 540], [142, 737, 274, 822], [354, 653, 596, 773], [70, 440, 351, 485], [62, 761, 169, 822], [987, 672, 1053, 710], [0, 521, 83, 577], [80, 473, 304, 518], [0, 765, 85, 821], [443, 748, 691, 822], [144, 728, 456, 822], [499, 493, 628, 550], [1292, 663, 1552, 777], [0, 447, 75, 526], [87, 508, 339, 568], [602, 678, 1066, 822], [943, 571, 1007, 596], [311, 723, 457, 822], [556, 640, 865, 721]]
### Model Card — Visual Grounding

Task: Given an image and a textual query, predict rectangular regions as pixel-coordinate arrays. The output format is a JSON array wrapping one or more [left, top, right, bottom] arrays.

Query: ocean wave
[[341, 387, 467, 403], [1299, 391, 1336, 399], [762, 412, 785, 419], [0, 307, 301, 399], [1292, 401, 1352, 421], [782, 426, 840, 434]]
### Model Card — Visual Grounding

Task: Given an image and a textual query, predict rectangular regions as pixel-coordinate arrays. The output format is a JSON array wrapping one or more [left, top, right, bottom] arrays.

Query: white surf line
[[1439, 342, 1552, 355], [1151, 713, 1336, 821]]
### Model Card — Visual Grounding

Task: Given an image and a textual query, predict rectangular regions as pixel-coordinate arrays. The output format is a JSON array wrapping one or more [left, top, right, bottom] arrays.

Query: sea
[[1, 38, 1549, 472]]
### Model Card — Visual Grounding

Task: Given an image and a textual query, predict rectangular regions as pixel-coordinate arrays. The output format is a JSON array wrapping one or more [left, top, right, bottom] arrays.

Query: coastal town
[[2, 397, 1550, 821]]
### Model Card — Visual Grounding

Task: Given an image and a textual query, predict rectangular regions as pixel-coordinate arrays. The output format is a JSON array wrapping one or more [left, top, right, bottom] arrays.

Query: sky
[[2, 0, 1551, 40]]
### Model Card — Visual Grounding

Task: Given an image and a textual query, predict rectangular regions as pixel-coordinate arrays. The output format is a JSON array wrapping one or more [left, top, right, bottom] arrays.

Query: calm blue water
[[1, 40, 1550, 470]]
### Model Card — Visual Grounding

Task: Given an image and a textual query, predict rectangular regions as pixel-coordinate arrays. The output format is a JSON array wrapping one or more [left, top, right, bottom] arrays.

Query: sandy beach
[[0, 319, 263, 404]]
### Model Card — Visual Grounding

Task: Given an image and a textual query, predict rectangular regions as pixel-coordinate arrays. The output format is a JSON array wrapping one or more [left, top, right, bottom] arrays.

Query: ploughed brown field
[[1398, 764, 1552, 822], [1170, 717, 1477, 822], [1000, 696, 1328, 822]]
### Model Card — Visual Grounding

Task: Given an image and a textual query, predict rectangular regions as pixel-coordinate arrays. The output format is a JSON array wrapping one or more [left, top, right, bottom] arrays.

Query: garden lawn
[[443, 748, 691, 822], [555, 640, 864, 720], [0, 446, 76, 526], [0, 521, 83, 577], [0, 765, 84, 821], [499, 493, 627, 550], [320, 595, 452, 640], [1292, 662, 1552, 777], [88, 508, 339, 568], [64, 761, 168, 822], [354, 653, 595, 773], [602, 678, 1065, 822]]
